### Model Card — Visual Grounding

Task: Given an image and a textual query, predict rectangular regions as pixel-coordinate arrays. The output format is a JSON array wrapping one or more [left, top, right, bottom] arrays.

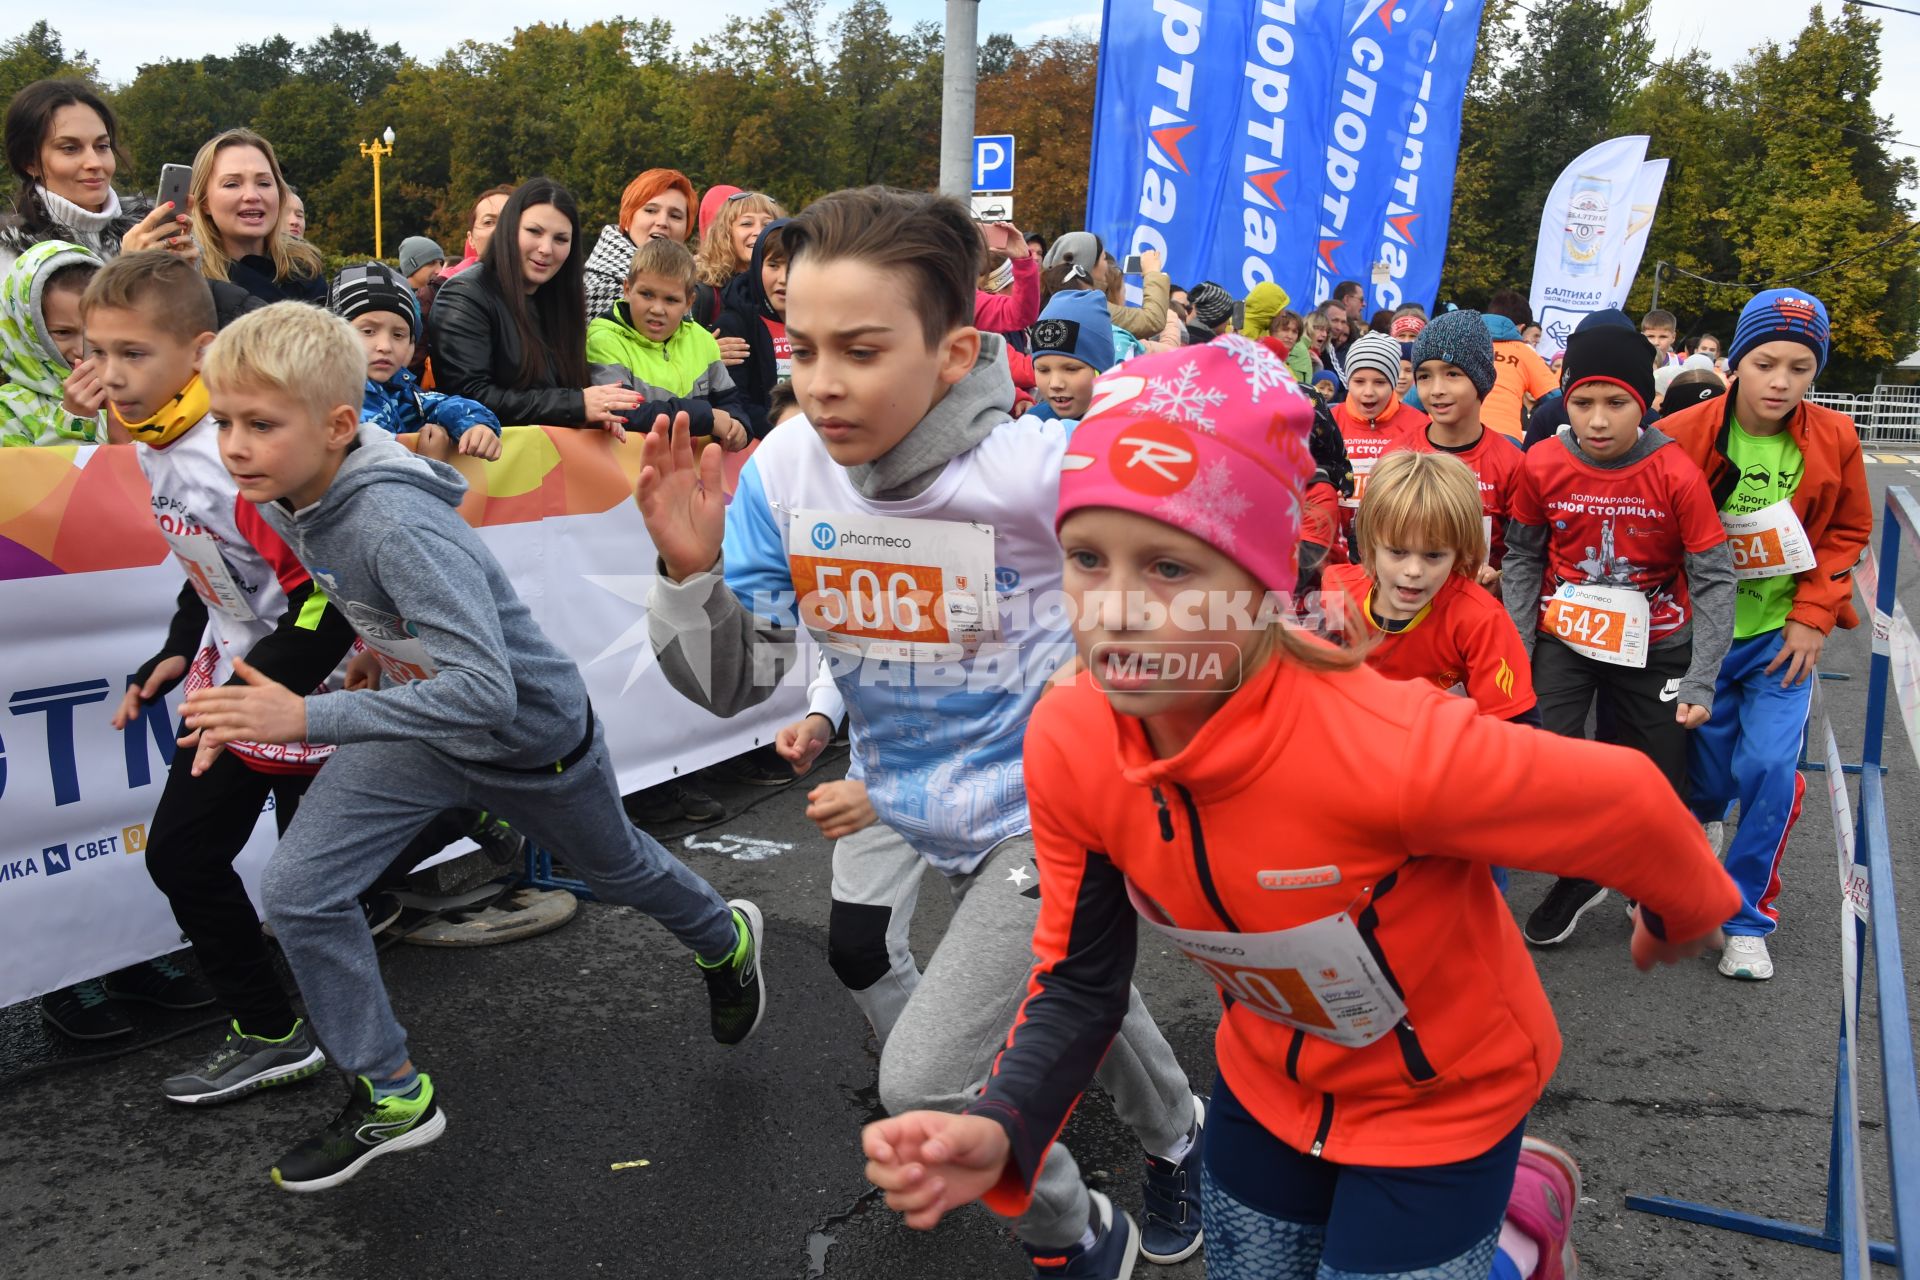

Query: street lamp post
[[359, 126, 396, 259]]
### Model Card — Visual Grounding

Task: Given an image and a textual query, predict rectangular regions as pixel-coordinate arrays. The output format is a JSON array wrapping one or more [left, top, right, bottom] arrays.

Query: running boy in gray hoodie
[[182, 302, 766, 1193]]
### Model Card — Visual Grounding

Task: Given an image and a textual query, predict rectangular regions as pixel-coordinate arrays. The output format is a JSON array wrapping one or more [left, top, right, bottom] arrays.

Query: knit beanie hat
[[1189, 281, 1234, 330], [1390, 313, 1427, 340], [1031, 289, 1115, 371], [983, 256, 1015, 294], [1574, 306, 1635, 334], [1729, 288, 1831, 374], [698, 185, 742, 237], [1561, 324, 1657, 412], [619, 169, 697, 239], [330, 262, 420, 339], [396, 236, 444, 278], [1057, 336, 1317, 594], [1344, 331, 1402, 386], [1411, 308, 1496, 398]]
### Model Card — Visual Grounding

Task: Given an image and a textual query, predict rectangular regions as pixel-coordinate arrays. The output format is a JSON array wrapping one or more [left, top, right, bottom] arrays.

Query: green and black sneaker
[[271, 1073, 446, 1193], [162, 1019, 326, 1105], [696, 899, 766, 1046]]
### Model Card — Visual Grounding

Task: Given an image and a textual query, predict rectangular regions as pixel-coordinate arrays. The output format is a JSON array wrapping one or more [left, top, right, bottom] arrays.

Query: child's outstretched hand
[[775, 712, 834, 773], [863, 1111, 1010, 1230], [635, 411, 727, 581], [63, 357, 106, 419], [710, 409, 749, 452], [112, 656, 186, 729], [344, 650, 384, 692], [1676, 702, 1710, 729], [459, 424, 503, 461], [805, 779, 875, 840], [717, 336, 751, 366], [1629, 905, 1722, 971], [180, 656, 307, 776]]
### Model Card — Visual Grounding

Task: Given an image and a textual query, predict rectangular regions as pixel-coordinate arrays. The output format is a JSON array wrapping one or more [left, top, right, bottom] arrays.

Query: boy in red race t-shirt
[[1398, 310, 1525, 580], [1322, 450, 1537, 725], [1330, 331, 1427, 554], [1500, 324, 1735, 948]]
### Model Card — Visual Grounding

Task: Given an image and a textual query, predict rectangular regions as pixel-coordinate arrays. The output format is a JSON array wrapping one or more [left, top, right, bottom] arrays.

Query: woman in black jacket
[[186, 128, 326, 306], [713, 217, 791, 438], [427, 177, 712, 432]]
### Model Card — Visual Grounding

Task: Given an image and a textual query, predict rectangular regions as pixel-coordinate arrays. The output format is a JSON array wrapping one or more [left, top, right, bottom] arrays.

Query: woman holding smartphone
[[0, 78, 197, 274], [185, 127, 326, 306]]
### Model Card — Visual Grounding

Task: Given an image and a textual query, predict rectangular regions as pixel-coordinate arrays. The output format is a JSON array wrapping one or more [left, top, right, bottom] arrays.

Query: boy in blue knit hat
[[1658, 289, 1871, 981], [1025, 288, 1114, 425], [330, 262, 502, 462]]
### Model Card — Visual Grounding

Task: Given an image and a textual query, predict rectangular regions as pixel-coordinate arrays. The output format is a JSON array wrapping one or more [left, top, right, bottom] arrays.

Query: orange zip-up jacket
[[972, 655, 1738, 1213], [1656, 386, 1871, 633]]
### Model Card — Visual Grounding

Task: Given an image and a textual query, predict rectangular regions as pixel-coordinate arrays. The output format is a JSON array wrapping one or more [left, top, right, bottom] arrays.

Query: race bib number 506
[[787, 510, 997, 662]]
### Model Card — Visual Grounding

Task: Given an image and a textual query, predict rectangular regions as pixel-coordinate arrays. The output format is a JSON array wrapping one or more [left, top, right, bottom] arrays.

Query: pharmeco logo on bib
[[1112, 421, 1199, 497], [811, 522, 838, 551]]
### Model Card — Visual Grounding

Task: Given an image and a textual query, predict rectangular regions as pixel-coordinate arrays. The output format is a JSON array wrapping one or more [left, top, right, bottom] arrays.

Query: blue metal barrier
[[1627, 485, 1920, 1272]]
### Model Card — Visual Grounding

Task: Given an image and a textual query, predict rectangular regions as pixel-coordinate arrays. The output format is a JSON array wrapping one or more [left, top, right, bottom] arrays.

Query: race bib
[[1542, 582, 1649, 668], [787, 510, 997, 662], [1128, 882, 1407, 1049], [165, 530, 257, 622], [1340, 455, 1376, 509], [1722, 500, 1816, 581], [340, 601, 439, 684]]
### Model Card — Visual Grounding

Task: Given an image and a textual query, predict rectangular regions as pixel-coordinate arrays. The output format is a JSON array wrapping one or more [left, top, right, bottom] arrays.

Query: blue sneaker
[[1140, 1096, 1205, 1264], [1023, 1189, 1139, 1279]]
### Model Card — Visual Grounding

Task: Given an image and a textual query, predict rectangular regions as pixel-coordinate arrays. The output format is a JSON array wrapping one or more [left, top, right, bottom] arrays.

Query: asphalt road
[[4, 468, 1918, 1280]]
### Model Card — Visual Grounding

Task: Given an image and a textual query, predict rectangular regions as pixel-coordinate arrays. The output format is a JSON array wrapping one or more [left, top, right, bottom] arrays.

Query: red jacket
[[974, 656, 1737, 1209], [1656, 387, 1871, 633], [975, 257, 1041, 335], [1322, 563, 1535, 719]]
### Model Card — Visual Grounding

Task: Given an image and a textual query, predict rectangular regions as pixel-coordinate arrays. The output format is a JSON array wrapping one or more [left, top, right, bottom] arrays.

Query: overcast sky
[[50, 0, 1920, 157]]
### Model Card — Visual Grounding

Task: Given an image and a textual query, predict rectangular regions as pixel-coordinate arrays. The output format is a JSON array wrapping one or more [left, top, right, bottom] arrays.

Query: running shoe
[[1022, 1189, 1140, 1279], [1507, 1135, 1582, 1280], [1139, 1097, 1206, 1264], [1703, 820, 1727, 860], [1524, 878, 1609, 947], [40, 981, 133, 1041], [469, 811, 528, 867], [271, 1073, 446, 1192], [698, 899, 766, 1045], [105, 954, 216, 1009], [163, 1020, 327, 1105], [715, 745, 800, 786], [1718, 935, 1774, 981], [633, 780, 726, 825]]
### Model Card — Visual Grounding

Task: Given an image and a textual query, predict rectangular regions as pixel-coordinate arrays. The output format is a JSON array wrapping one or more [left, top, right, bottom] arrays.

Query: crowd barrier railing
[[1626, 486, 1920, 1273]]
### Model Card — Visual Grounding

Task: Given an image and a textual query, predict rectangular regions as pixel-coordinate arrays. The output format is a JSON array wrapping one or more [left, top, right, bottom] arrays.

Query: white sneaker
[[1703, 820, 1727, 860], [1718, 935, 1774, 981]]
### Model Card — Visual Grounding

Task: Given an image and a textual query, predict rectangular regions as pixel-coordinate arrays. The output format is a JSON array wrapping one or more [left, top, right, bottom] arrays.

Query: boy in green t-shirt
[[1658, 289, 1873, 982]]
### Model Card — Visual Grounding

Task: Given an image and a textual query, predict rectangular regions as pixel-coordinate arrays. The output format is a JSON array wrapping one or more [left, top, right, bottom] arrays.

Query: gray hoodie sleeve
[[646, 555, 799, 717], [1678, 542, 1735, 712], [1500, 520, 1549, 658], [303, 525, 519, 744]]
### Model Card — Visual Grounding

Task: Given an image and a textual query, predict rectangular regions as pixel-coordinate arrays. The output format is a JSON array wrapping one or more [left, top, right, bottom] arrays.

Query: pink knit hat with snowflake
[[1057, 336, 1318, 593]]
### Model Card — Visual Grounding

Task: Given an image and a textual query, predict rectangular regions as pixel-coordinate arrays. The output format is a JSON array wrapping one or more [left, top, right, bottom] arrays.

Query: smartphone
[[1122, 253, 1144, 274], [156, 163, 192, 217]]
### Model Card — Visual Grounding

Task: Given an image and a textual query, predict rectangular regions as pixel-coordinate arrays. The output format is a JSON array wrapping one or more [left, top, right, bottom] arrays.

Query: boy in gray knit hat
[[1407, 309, 1525, 574]]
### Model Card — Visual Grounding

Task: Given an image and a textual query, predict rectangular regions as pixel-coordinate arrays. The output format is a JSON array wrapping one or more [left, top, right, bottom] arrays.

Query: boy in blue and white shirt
[[330, 263, 502, 462], [638, 188, 1205, 1273]]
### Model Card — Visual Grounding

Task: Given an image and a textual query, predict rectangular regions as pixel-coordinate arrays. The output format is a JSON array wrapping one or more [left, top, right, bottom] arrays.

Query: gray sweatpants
[[262, 723, 738, 1079], [849, 834, 1197, 1250]]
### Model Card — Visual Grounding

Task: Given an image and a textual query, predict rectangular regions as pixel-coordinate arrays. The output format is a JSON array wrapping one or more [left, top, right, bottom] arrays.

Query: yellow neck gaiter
[[118, 374, 209, 447]]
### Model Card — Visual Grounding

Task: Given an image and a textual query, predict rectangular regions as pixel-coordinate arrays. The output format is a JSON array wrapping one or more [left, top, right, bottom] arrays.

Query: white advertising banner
[[0, 432, 807, 1007], [1605, 158, 1669, 312], [1529, 135, 1650, 358]]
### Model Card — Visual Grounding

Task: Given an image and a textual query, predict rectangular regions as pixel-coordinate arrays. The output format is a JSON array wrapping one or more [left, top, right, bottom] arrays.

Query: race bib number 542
[[1542, 582, 1649, 668], [787, 510, 997, 662]]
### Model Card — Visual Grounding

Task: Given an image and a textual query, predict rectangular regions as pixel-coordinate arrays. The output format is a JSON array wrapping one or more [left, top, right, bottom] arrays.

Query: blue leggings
[[1202, 1074, 1522, 1279]]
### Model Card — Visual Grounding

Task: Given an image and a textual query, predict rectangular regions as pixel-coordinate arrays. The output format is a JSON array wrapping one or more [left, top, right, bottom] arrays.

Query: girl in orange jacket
[[863, 339, 1738, 1280]]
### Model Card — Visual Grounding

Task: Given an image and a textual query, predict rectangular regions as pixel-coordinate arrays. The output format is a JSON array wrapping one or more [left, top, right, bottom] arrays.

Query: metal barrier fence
[[1809, 387, 1920, 446], [1627, 486, 1920, 1272]]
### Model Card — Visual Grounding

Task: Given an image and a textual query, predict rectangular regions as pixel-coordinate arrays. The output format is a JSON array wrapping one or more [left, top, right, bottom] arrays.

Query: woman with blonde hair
[[694, 189, 784, 289], [187, 127, 324, 305]]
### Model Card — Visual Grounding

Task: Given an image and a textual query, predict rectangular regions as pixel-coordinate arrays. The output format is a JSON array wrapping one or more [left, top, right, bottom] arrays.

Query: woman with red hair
[[583, 167, 696, 318]]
